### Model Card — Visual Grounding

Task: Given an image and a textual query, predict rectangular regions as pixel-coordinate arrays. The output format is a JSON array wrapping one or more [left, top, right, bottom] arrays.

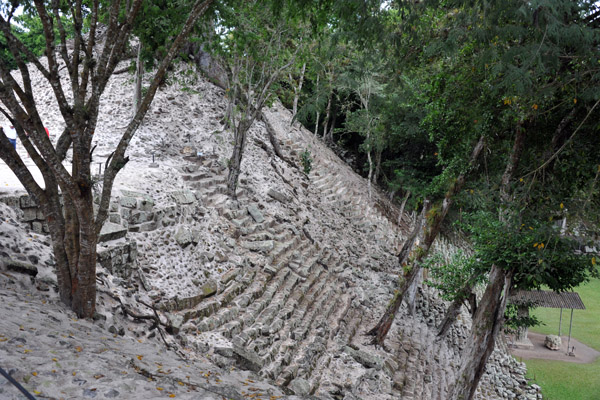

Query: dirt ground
[[509, 332, 600, 364]]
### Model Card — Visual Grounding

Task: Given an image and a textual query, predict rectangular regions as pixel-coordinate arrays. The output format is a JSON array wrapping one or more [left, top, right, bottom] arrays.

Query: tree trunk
[[313, 74, 320, 136], [449, 266, 513, 400], [323, 88, 333, 137], [366, 146, 373, 199], [373, 147, 382, 186], [325, 111, 336, 142], [367, 200, 430, 344], [133, 41, 143, 116], [398, 190, 410, 225], [437, 276, 478, 337], [227, 119, 250, 198], [367, 136, 485, 346], [290, 62, 306, 123], [450, 127, 525, 398]]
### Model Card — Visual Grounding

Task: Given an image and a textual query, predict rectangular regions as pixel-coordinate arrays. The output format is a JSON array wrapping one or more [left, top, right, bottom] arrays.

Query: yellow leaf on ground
[[156, 387, 164, 391], [169, 395, 176, 398], [137, 355, 143, 360], [31, 372, 37, 376], [75, 346, 82, 352]]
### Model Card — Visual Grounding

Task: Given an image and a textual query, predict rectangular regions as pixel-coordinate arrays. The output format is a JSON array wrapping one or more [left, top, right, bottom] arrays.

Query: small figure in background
[[5, 125, 17, 149]]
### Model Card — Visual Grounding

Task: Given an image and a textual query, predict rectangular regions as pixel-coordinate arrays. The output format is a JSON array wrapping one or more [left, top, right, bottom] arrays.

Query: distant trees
[[0, 0, 214, 318]]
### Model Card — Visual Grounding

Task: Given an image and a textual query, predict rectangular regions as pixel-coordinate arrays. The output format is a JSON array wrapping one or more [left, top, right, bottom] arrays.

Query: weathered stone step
[[267, 236, 301, 266]]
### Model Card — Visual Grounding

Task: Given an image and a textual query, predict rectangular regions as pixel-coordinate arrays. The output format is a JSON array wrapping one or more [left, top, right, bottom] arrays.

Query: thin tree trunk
[[313, 74, 320, 136], [133, 41, 143, 116], [373, 147, 382, 186], [326, 111, 336, 142], [323, 88, 333, 136], [437, 276, 479, 337], [227, 119, 250, 198], [290, 62, 306, 122], [398, 190, 410, 224], [366, 145, 373, 199], [367, 136, 485, 346]]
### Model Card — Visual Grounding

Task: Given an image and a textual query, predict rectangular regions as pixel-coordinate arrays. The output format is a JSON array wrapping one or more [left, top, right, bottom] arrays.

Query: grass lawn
[[521, 278, 600, 399]]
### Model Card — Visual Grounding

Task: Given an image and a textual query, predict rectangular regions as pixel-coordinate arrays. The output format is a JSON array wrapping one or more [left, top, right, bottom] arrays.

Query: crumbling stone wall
[[0, 195, 49, 234]]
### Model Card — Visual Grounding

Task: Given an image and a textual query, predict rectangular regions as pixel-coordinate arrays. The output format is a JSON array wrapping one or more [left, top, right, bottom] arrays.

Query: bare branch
[[524, 99, 600, 178]]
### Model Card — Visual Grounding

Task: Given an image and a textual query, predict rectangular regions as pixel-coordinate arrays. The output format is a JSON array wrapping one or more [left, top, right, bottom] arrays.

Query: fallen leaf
[[75, 346, 82, 352], [31, 372, 37, 376], [93, 374, 104, 379], [137, 355, 144, 360], [156, 387, 164, 391]]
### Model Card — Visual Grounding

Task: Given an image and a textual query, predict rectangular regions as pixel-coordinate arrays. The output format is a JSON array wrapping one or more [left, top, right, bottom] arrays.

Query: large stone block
[[22, 208, 37, 222], [99, 222, 127, 243], [138, 198, 155, 212], [175, 227, 193, 247], [289, 378, 311, 396], [544, 335, 561, 351], [247, 204, 264, 223], [119, 196, 137, 209], [0, 195, 20, 209], [170, 190, 196, 205], [2, 257, 38, 277], [267, 188, 290, 204], [241, 240, 274, 253], [32, 221, 43, 233], [20, 195, 36, 208]]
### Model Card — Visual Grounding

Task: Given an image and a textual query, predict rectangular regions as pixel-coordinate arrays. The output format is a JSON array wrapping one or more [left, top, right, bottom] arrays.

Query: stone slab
[[170, 189, 196, 205], [247, 204, 265, 223], [99, 222, 127, 243]]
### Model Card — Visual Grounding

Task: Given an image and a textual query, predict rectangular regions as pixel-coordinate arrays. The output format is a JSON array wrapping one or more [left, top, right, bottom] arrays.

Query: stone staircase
[[139, 105, 539, 400]]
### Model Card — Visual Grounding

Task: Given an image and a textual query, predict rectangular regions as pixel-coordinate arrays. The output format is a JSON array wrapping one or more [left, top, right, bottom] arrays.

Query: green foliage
[[503, 302, 542, 333], [300, 148, 313, 175], [424, 250, 483, 302], [460, 211, 599, 292], [0, 11, 74, 71]]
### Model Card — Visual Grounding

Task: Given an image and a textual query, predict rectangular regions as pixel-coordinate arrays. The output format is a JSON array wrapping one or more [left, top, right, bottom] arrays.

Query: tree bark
[[367, 136, 485, 346], [449, 266, 513, 400], [290, 62, 306, 122], [133, 41, 143, 116], [227, 119, 250, 198], [437, 274, 480, 337]]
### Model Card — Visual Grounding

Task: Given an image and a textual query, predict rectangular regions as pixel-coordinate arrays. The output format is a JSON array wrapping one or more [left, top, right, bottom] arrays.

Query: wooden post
[[567, 308, 574, 355]]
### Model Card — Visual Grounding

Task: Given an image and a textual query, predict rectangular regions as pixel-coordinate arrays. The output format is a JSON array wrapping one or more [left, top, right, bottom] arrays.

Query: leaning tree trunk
[[367, 136, 485, 346], [227, 119, 250, 198], [437, 275, 479, 337], [449, 266, 513, 400], [450, 125, 525, 399]]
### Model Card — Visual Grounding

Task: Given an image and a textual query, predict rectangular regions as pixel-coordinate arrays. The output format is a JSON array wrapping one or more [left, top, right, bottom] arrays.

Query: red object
[[44, 127, 49, 137]]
